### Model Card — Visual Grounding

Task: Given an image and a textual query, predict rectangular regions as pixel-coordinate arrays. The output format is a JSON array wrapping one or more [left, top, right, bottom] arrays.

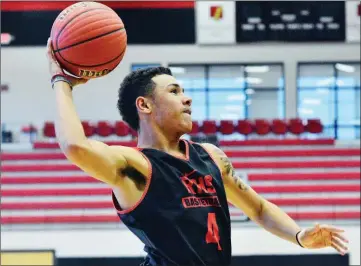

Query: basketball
[[50, 1, 127, 79]]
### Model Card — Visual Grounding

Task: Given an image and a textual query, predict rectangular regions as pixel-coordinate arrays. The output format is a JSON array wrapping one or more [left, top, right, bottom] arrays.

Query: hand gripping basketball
[[47, 38, 88, 89], [49, 2, 127, 79]]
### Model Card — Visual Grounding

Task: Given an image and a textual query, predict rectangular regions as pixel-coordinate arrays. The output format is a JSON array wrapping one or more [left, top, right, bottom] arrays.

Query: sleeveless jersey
[[112, 139, 232, 266]]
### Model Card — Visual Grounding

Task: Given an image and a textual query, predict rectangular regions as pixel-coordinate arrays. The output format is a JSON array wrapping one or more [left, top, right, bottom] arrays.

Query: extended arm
[[202, 143, 349, 254], [204, 144, 302, 246]]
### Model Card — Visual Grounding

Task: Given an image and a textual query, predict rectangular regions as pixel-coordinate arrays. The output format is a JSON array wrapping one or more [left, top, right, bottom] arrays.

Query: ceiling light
[[335, 63, 355, 73], [244, 66, 270, 73]]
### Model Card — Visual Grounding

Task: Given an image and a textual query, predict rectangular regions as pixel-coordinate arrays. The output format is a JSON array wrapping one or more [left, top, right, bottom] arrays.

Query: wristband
[[296, 230, 304, 248], [51, 74, 73, 90]]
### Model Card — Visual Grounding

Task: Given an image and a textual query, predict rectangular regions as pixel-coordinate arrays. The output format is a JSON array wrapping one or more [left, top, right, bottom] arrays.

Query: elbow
[[253, 199, 267, 224]]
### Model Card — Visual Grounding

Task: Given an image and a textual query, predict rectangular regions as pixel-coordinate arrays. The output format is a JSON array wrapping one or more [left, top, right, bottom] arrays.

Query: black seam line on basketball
[[54, 28, 125, 53], [58, 47, 126, 68], [54, 7, 118, 51]]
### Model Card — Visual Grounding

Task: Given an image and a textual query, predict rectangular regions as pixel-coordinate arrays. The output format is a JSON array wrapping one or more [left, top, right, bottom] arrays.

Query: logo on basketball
[[79, 69, 110, 78], [58, 2, 88, 21]]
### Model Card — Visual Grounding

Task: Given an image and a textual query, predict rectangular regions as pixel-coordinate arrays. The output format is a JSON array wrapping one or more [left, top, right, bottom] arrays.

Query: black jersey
[[112, 139, 232, 266]]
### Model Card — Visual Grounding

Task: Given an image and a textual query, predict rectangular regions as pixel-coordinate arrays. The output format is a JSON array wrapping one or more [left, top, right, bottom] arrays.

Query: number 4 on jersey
[[206, 212, 222, 250]]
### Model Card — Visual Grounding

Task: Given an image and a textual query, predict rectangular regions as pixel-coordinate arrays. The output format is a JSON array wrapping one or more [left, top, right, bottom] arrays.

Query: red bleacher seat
[[254, 119, 271, 135], [218, 138, 335, 146], [190, 121, 200, 135], [43, 122, 56, 138], [81, 121, 95, 137], [219, 120, 234, 135], [288, 118, 305, 135], [271, 119, 287, 135], [202, 120, 217, 135], [236, 120, 253, 135], [306, 119, 323, 134], [114, 121, 129, 137], [96, 121, 113, 137]]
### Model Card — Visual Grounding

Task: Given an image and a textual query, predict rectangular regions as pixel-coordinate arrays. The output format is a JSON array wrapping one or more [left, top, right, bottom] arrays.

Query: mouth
[[183, 110, 192, 115]]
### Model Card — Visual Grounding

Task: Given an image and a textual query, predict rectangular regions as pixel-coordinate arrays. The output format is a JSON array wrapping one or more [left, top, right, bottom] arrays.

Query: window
[[208, 66, 245, 90], [245, 64, 284, 119], [208, 90, 246, 120], [170, 66, 206, 90], [298, 62, 360, 139], [208, 65, 246, 120], [170, 63, 285, 122], [298, 64, 335, 88], [298, 87, 335, 125]]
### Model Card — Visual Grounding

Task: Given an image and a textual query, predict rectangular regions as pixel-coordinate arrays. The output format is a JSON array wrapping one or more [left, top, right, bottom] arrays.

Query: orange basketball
[[50, 2, 127, 79]]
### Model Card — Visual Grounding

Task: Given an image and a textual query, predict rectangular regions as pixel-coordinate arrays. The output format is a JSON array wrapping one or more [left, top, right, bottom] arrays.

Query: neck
[[137, 121, 182, 153]]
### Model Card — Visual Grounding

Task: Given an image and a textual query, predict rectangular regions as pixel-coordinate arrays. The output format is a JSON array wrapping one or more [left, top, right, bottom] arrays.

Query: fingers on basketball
[[46, 38, 53, 59], [47, 38, 59, 63]]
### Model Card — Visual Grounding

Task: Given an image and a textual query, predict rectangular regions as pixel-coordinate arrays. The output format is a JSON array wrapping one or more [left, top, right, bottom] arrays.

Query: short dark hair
[[117, 66, 172, 131]]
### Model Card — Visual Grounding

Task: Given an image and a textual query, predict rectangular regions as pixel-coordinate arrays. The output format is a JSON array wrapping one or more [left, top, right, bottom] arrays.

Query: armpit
[[119, 166, 147, 191]]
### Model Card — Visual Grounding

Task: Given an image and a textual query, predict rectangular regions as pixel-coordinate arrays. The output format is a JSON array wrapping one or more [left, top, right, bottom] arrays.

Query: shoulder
[[199, 142, 226, 157], [198, 143, 230, 177]]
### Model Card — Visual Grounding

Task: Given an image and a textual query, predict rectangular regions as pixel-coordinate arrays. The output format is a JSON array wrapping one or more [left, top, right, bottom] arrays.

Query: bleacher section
[[1, 138, 360, 227], [39, 118, 323, 139]]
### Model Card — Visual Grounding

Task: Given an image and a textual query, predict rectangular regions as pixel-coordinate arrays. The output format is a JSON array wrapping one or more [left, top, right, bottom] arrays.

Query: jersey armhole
[[190, 141, 224, 181], [111, 148, 153, 215]]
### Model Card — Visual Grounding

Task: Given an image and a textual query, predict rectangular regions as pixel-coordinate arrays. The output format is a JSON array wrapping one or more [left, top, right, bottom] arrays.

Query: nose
[[183, 95, 192, 106]]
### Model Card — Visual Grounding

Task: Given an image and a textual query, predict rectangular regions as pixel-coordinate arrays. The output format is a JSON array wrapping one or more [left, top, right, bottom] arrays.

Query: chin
[[183, 128, 192, 135], [183, 122, 193, 134], [175, 122, 192, 136]]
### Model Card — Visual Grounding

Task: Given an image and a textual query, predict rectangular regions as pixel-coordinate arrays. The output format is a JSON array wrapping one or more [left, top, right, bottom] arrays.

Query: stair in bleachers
[[1, 138, 360, 227]]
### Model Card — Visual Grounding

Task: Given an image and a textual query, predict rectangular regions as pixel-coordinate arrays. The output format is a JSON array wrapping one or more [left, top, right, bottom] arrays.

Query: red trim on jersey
[[112, 149, 153, 215], [2, 1, 195, 12], [182, 139, 190, 161]]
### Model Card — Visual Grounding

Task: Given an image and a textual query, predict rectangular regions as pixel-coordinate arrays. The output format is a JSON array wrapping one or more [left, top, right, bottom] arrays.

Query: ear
[[135, 96, 152, 114]]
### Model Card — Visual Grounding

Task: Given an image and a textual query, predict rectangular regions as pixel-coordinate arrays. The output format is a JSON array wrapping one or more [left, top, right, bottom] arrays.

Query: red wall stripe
[[1, 1, 195, 11]]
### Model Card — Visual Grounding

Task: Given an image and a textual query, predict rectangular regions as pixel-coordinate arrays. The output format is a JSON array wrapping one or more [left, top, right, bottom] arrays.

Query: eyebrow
[[166, 83, 185, 93]]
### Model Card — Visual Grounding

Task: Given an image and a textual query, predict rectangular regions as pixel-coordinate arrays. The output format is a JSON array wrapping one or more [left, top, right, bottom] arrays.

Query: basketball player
[[47, 39, 348, 266]]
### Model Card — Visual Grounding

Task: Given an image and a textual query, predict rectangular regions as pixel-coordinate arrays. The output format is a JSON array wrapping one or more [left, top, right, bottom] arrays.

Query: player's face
[[151, 74, 193, 134]]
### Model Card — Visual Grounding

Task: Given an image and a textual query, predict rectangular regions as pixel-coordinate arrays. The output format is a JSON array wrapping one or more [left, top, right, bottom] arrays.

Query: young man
[[47, 39, 348, 266]]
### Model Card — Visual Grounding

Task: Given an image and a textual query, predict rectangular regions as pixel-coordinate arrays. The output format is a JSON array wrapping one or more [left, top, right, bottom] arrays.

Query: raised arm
[[202, 143, 348, 255], [47, 38, 148, 187]]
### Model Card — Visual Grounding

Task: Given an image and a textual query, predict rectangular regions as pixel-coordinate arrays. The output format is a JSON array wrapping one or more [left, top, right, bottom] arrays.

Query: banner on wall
[[346, 1, 360, 42], [195, 1, 236, 44]]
